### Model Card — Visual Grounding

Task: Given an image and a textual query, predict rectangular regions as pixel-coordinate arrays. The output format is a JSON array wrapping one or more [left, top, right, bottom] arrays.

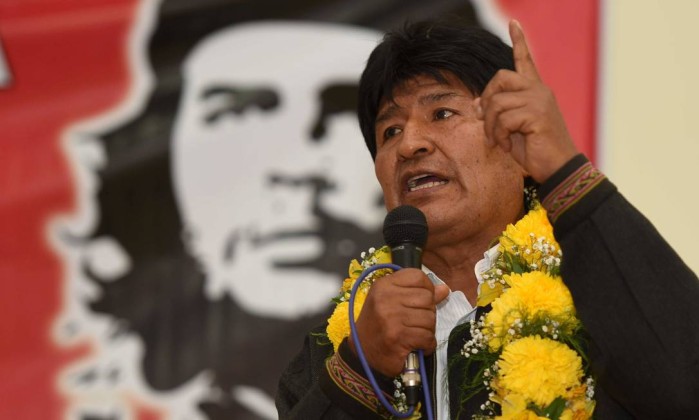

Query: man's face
[[172, 23, 383, 318], [373, 73, 525, 248]]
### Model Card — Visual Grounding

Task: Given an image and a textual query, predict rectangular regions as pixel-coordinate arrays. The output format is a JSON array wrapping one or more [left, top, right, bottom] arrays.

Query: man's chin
[[396, 198, 445, 219]]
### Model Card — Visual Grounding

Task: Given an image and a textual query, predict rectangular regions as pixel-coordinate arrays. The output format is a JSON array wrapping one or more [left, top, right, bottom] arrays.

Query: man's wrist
[[319, 339, 396, 419], [538, 153, 590, 203], [536, 153, 616, 236]]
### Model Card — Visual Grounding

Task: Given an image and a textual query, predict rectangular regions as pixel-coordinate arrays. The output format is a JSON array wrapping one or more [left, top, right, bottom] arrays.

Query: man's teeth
[[407, 176, 447, 192], [409, 180, 446, 191]]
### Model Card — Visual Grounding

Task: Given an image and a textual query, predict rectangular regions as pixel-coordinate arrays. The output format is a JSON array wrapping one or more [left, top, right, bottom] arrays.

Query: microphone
[[383, 205, 428, 407]]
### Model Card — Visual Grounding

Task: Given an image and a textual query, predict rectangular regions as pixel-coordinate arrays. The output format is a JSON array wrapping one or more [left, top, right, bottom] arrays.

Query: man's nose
[[397, 120, 435, 160]]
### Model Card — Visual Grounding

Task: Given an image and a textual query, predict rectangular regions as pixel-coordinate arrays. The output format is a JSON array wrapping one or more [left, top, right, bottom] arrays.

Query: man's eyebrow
[[309, 83, 358, 141], [375, 103, 400, 125], [375, 91, 463, 124], [201, 84, 278, 103], [200, 84, 279, 123], [417, 91, 461, 106]]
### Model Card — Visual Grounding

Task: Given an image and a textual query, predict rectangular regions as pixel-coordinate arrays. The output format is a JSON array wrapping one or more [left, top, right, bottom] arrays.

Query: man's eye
[[201, 86, 280, 124], [434, 109, 455, 120], [383, 126, 402, 140]]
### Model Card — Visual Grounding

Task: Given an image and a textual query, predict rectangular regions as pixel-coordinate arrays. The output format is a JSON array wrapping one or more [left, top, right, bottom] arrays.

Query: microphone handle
[[401, 352, 421, 406], [391, 243, 423, 407], [390, 243, 423, 269]]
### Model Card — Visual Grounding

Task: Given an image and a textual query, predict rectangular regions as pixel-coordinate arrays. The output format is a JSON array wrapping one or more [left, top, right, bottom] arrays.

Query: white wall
[[601, 0, 699, 273]]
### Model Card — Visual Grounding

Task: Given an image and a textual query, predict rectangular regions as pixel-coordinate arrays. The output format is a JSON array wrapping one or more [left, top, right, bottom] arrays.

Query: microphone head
[[383, 205, 428, 248]]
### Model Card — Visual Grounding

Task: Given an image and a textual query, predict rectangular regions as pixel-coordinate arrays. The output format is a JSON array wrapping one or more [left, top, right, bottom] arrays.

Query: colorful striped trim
[[542, 161, 605, 222], [325, 352, 392, 416]]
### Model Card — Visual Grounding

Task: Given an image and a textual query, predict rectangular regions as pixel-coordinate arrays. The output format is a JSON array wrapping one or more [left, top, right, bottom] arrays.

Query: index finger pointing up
[[510, 19, 541, 81]]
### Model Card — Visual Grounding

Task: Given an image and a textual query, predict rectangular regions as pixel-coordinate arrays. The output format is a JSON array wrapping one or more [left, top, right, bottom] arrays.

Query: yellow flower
[[506, 271, 574, 317], [372, 246, 392, 265], [494, 393, 549, 420], [348, 258, 362, 278], [560, 405, 595, 420], [498, 392, 526, 414], [341, 247, 393, 296], [560, 410, 586, 420], [341, 276, 355, 294], [496, 336, 583, 408], [485, 272, 576, 349], [326, 288, 367, 352], [560, 384, 595, 420], [499, 206, 559, 268], [500, 206, 554, 249], [503, 412, 547, 420], [477, 279, 506, 307]]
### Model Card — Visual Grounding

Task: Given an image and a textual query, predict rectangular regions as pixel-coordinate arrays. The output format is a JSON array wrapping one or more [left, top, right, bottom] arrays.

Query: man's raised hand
[[476, 20, 578, 183]]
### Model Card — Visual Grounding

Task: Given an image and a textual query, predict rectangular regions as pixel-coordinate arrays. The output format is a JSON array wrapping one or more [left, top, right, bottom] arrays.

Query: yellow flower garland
[[464, 203, 595, 419], [496, 336, 583, 407], [484, 271, 577, 350]]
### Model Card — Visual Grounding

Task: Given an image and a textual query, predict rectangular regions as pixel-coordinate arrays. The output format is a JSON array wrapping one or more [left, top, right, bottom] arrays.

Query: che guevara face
[[171, 22, 384, 318]]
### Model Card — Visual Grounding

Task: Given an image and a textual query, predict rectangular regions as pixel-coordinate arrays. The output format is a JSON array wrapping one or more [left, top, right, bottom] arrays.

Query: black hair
[[358, 19, 515, 159]]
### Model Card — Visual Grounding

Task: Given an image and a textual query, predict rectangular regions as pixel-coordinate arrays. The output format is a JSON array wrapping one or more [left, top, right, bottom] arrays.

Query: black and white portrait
[[52, 0, 497, 418]]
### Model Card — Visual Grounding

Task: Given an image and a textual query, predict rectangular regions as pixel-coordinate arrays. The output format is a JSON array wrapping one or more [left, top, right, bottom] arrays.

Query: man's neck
[[422, 236, 493, 304], [421, 201, 528, 301]]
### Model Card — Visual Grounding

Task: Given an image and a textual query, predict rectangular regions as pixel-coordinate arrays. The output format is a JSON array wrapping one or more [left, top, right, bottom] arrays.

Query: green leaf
[[529, 396, 566, 420], [505, 253, 525, 274], [310, 331, 332, 346]]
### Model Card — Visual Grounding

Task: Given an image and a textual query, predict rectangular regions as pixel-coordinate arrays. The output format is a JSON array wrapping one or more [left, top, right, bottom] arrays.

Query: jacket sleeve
[[275, 325, 399, 419], [539, 154, 699, 419]]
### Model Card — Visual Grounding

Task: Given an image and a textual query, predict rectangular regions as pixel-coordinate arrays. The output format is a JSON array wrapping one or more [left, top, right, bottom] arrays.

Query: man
[[276, 19, 699, 419]]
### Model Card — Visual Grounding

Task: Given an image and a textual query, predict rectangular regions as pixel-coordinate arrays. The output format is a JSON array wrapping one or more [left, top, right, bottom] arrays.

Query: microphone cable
[[348, 263, 435, 420]]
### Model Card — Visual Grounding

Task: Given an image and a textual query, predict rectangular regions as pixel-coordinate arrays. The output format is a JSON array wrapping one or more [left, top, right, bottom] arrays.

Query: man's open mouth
[[407, 174, 448, 192]]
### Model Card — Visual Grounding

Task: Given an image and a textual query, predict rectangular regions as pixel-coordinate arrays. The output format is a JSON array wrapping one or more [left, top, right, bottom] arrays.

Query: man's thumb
[[434, 284, 450, 304]]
